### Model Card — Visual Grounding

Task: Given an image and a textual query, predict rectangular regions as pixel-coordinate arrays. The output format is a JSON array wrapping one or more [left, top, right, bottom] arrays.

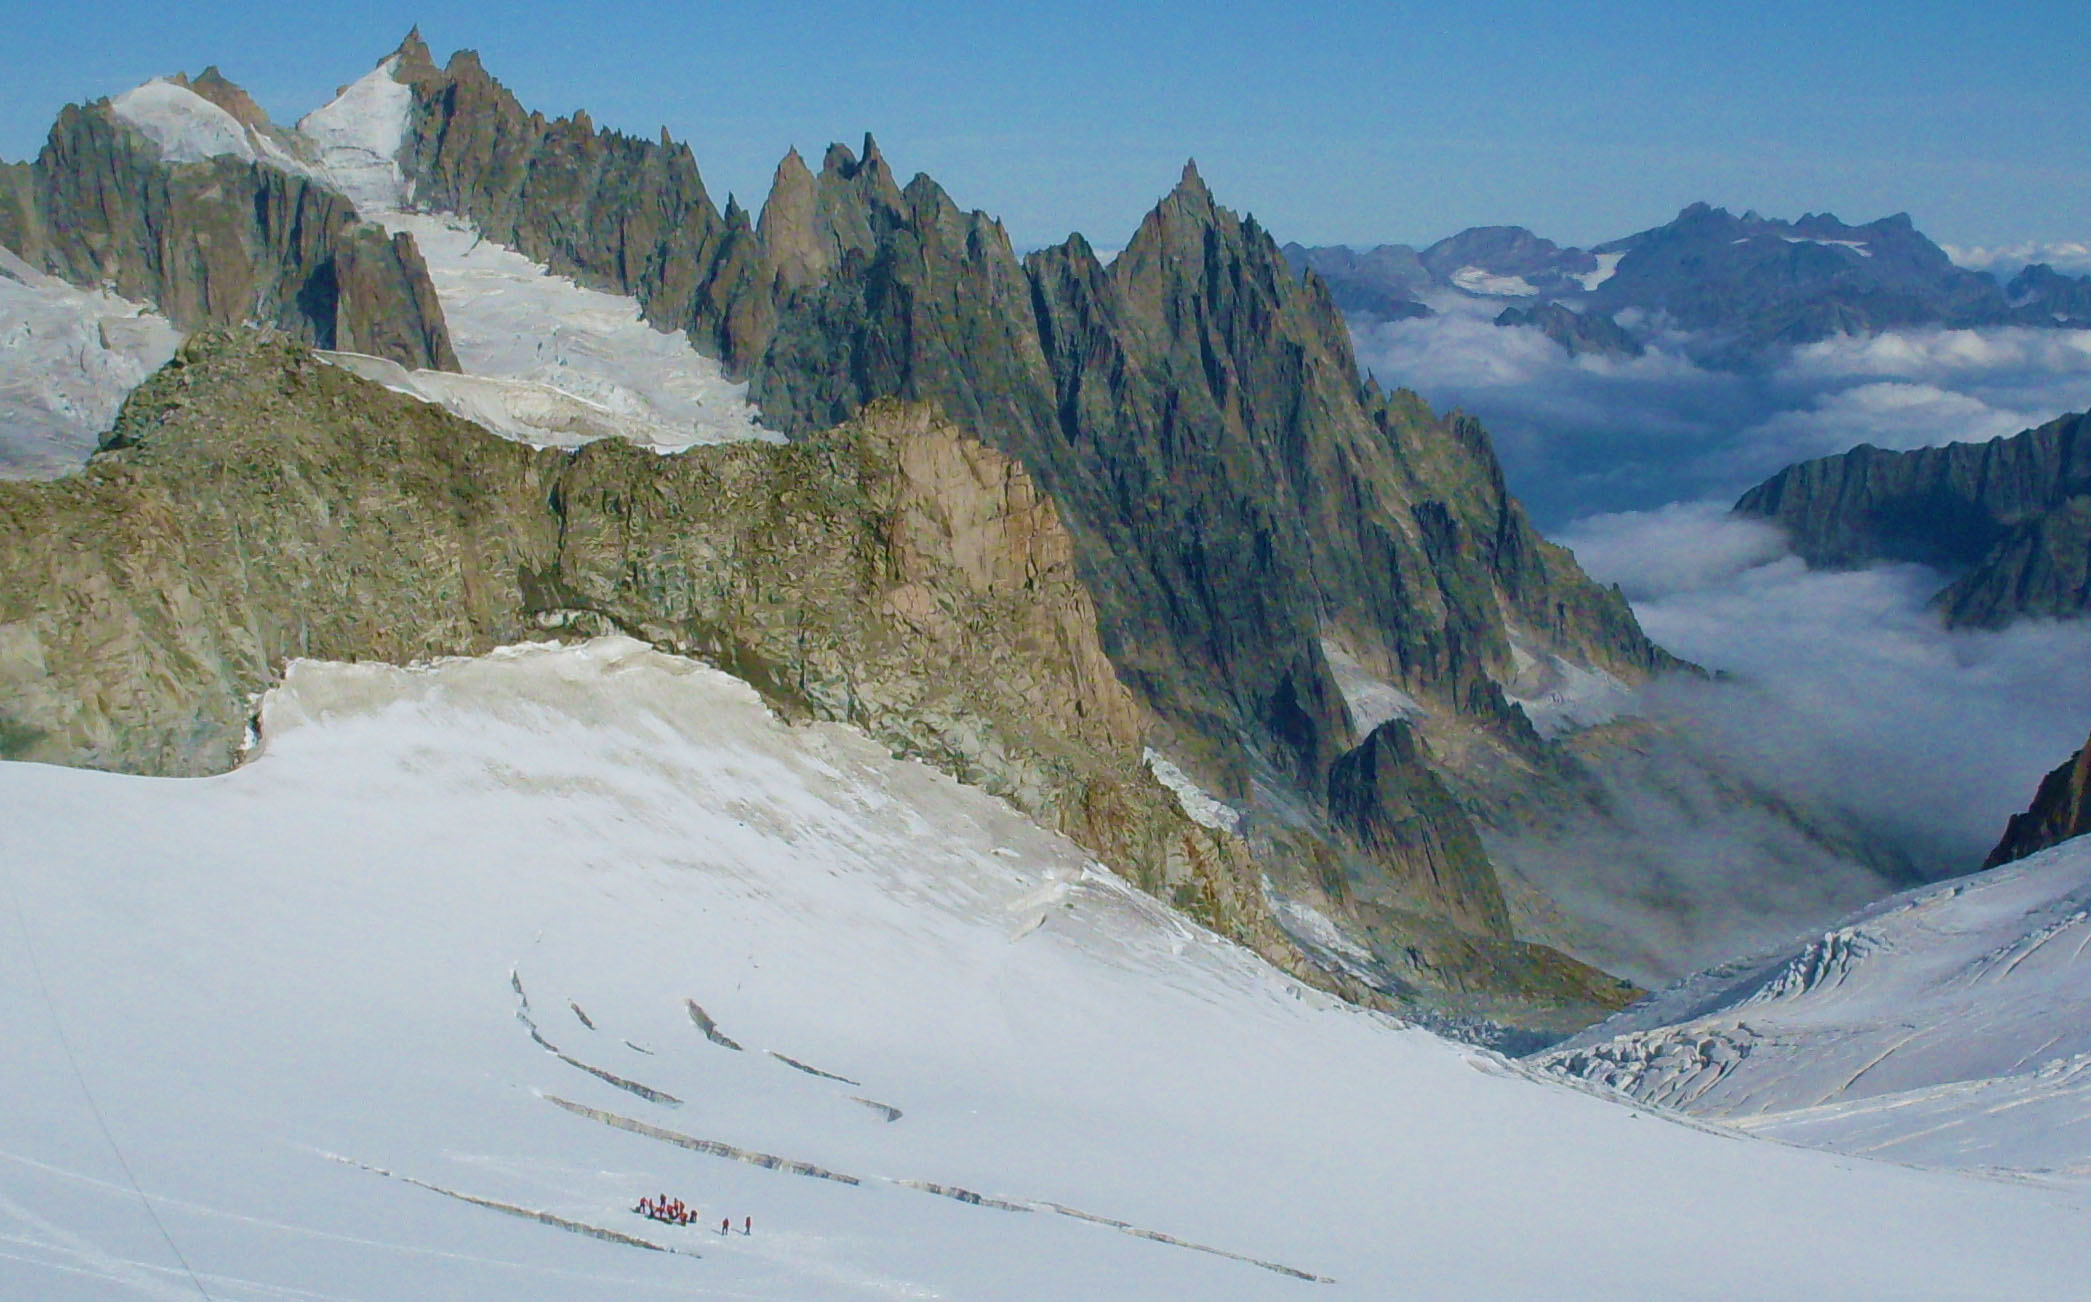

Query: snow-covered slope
[[296, 60, 775, 451], [0, 248, 179, 478], [292, 54, 413, 212], [109, 78, 310, 172], [5, 638, 2091, 1298], [15, 58, 775, 474], [1542, 837, 2091, 1177], [333, 211, 779, 451]]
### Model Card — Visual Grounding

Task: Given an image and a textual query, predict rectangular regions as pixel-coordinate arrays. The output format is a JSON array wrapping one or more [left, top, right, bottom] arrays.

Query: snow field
[[0, 249, 179, 478], [1545, 834, 2091, 1177], [341, 211, 779, 452], [4, 638, 2091, 1298], [71, 59, 782, 467]]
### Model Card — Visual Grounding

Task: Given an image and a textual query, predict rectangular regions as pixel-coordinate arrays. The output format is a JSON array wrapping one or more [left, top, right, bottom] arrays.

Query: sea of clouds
[[1351, 291, 2091, 527], [1351, 285, 2091, 983]]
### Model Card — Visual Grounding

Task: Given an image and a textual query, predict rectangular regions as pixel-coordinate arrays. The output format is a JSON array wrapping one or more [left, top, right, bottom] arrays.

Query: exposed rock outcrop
[[8, 38, 1657, 1026], [0, 330, 1286, 964], [1733, 411, 2091, 626], [2007, 263, 2091, 328], [1494, 301, 1643, 359], [1986, 727, 2091, 869], [0, 89, 454, 370], [1327, 719, 1510, 936], [1279, 241, 1432, 319], [1586, 205, 2014, 349], [1420, 225, 1598, 294]]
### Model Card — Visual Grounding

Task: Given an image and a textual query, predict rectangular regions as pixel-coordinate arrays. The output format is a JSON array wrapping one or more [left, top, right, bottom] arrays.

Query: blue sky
[[4, 1, 2084, 253]]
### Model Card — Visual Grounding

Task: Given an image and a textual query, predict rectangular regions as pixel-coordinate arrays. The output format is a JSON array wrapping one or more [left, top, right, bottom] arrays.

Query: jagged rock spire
[[391, 27, 438, 78]]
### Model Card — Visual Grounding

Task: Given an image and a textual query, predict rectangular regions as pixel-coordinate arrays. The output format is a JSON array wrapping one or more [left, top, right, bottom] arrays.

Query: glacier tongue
[[334, 211, 780, 451]]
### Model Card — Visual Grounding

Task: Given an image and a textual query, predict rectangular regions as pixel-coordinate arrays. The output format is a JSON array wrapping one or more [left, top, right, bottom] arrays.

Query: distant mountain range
[[1288, 204, 2091, 358]]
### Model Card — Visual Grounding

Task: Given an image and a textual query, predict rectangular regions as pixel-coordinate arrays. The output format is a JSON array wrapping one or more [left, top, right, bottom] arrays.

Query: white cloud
[[1496, 506, 2091, 986], [1944, 241, 2091, 278], [1784, 326, 2091, 383], [1556, 502, 1789, 601], [1726, 381, 2035, 471], [1349, 312, 2091, 524]]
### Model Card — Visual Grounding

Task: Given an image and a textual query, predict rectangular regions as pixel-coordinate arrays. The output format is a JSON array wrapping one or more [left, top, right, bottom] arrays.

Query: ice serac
[[1987, 726, 2091, 868], [0, 330, 1293, 968], [1538, 833, 2091, 1178], [1733, 409, 2091, 626], [0, 77, 454, 370]]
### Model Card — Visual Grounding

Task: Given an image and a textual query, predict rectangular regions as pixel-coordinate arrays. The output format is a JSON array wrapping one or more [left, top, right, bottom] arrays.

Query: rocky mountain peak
[[182, 66, 272, 133], [391, 27, 438, 78], [356, 36, 1680, 1024], [758, 147, 823, 288]]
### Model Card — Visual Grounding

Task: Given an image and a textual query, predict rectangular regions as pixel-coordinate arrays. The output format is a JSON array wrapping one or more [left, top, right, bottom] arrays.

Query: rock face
[[1986, 729, 2091, 869], [1494, 301, 1643, 359], [1585, 204, 2012, 349], [2007, 263, 2091, 327], [1327, 719, 1509, 935], [1420, 225, 1598, 294], [0, 330, 1286, 964], [1292, 206, 2089, 357], [0, 92, 454, 370], [1733, 411, 2091, 626]]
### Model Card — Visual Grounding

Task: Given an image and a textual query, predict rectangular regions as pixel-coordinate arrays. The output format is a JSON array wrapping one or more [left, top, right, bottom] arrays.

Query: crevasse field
[[5, 638, 2088, 1299]]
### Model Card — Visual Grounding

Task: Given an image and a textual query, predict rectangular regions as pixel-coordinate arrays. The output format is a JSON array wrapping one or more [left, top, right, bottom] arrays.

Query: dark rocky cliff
[[1986, 727, 2091, 869], [0, 94, 455, 370], [0, 330, 1640, 1030], [1734, 411, 2091, 626]]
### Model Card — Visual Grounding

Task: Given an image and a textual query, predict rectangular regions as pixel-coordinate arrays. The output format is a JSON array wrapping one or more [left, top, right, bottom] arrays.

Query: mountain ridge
[[0, 35, 1686, 1030], [1286, 202, 2091, 356], [1732, 409, 2091, 627]]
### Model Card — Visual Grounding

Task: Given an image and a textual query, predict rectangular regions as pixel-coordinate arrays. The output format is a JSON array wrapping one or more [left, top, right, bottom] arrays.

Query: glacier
[[1543, 832, 2091, 1178], [5, 638, 2091, 1297]]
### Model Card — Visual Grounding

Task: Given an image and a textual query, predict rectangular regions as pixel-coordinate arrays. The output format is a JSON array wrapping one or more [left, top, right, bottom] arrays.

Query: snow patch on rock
[[1501, 638, 1630, 738], [1320, 640, 1428, 739], [1142, 748, 1241, 833], [1451, 266, 1539, 296], [339, 212, 777, 450], [1576, 251, 1626, 292]]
